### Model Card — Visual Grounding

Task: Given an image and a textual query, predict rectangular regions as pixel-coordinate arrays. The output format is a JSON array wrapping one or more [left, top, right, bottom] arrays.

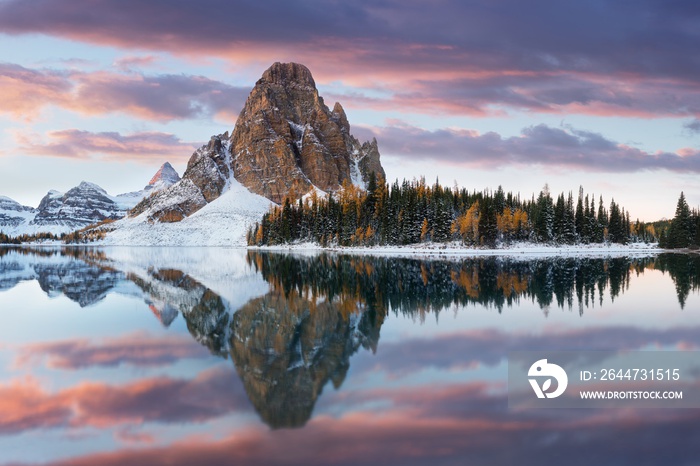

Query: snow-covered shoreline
[[0, 240, 670, 260], [249, 241, 662, 258]]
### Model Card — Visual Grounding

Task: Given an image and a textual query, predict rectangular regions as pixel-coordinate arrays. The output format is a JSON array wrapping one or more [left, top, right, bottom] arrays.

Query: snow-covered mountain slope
[[100, 176, 273, 246], [0, 196, 35, 231], [1, 182, 127, 237], [35, 181, 124, 225], [0, 163, 180, 237], [114, 162, 181, 209]]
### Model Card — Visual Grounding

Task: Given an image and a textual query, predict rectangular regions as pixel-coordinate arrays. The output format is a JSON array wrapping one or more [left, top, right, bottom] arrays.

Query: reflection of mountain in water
[[231, 290, 382, 428], [2, 247, 700, 429], [127, 268, 230, 352], [34, 260, 123, 307], [0, 248, 122, 306]]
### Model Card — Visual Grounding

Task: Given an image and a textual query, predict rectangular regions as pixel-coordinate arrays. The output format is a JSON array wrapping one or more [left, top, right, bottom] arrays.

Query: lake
[[0, 247, 699, 465]]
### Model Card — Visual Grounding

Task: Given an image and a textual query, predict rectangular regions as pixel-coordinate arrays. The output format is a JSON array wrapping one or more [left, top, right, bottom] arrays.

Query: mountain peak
[[231, 62, 384, 203], [76, 181, 106, 193], [260, 62, 316, 89], [128, 61, 385, 221], [148, 162, 181, 187]]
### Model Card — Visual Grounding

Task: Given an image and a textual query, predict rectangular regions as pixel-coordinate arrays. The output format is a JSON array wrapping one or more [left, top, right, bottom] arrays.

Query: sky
[[1, 0, 699, 221]]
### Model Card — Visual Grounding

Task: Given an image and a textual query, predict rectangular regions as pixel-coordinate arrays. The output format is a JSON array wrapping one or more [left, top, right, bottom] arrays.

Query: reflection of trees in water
[[247, 252, 669, 317], [1, 247, 695, 315], [654, 253, 700, 309], [2, 247, 699, 430]]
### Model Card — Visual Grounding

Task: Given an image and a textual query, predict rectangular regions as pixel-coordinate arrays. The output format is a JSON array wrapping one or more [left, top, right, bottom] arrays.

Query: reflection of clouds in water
[[349, 326, 700, 379], [0, 366, 250, 435], [1, 248, 700, 464], [26, 384, 700, 466], [14, 331, 210, 369]]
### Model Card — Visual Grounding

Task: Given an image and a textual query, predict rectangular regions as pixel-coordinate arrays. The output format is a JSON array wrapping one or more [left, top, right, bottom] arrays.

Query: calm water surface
[[0, 247, 699, 465]]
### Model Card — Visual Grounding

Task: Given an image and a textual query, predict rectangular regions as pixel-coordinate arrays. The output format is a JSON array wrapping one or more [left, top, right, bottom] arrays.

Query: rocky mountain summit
[[132, 62, 385, 222], [146, 161, 181, 188], [231, 62, 384, 203]]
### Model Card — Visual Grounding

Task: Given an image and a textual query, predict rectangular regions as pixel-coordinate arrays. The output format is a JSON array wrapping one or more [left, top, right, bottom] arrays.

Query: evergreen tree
[[575, 186, 585, 240], [597, 196, 608, 242], [668, 192, 693, 248], [533, 185, 554, 242], [562, 192, 577, 244]]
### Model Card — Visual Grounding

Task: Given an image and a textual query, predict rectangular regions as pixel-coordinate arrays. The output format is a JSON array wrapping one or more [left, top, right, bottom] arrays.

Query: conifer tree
[[668, 192, 693, 248], [575, 186, 585, 240]]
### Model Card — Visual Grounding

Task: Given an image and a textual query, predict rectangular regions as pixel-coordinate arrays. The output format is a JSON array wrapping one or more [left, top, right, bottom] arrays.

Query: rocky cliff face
[[129, 135, 231, 221], [231, 62, 384, 203], [146, 161, 181, 189], [132, 62, 385, 221]]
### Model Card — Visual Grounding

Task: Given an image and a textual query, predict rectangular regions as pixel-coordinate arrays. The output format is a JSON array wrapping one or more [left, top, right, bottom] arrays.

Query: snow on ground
[[101, 177, 273, 246], [253, 241, 661, 258], [98, 247, 269, 312]]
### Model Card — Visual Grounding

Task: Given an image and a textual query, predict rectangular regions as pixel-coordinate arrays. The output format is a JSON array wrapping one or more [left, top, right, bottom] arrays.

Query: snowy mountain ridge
[[0, 162, 181, 237], [100, 160, 273, 246]]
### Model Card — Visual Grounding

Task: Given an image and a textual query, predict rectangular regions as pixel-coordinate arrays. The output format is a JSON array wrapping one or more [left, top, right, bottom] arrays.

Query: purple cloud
[[0, 366, 250, 435], [684, 119, 700, 134], [0, 0, 699, 86], [349, 325, 700, 379], [361, 122, 700, 173]]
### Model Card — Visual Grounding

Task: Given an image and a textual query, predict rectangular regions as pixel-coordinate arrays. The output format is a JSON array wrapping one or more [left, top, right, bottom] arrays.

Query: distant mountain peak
[[147, 162, 181, 188], [76, 181, 107, 193]]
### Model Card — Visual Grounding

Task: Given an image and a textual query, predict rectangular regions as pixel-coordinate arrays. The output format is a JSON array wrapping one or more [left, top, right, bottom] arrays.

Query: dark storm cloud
[[363, 123, 700, 173]]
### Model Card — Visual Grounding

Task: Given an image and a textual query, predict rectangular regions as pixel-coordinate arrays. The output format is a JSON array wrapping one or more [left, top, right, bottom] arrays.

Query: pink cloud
[[2, 0, 700, 122], [0, 64, 249, 122], [113, 55, 160, 72], [15, 331, 210, 369], [0, 63, 71, 120], [0, 377, 73, 434], [13, 129, 198, 164], [21, 386, 700, 466], [0, 367, 250, 435]]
